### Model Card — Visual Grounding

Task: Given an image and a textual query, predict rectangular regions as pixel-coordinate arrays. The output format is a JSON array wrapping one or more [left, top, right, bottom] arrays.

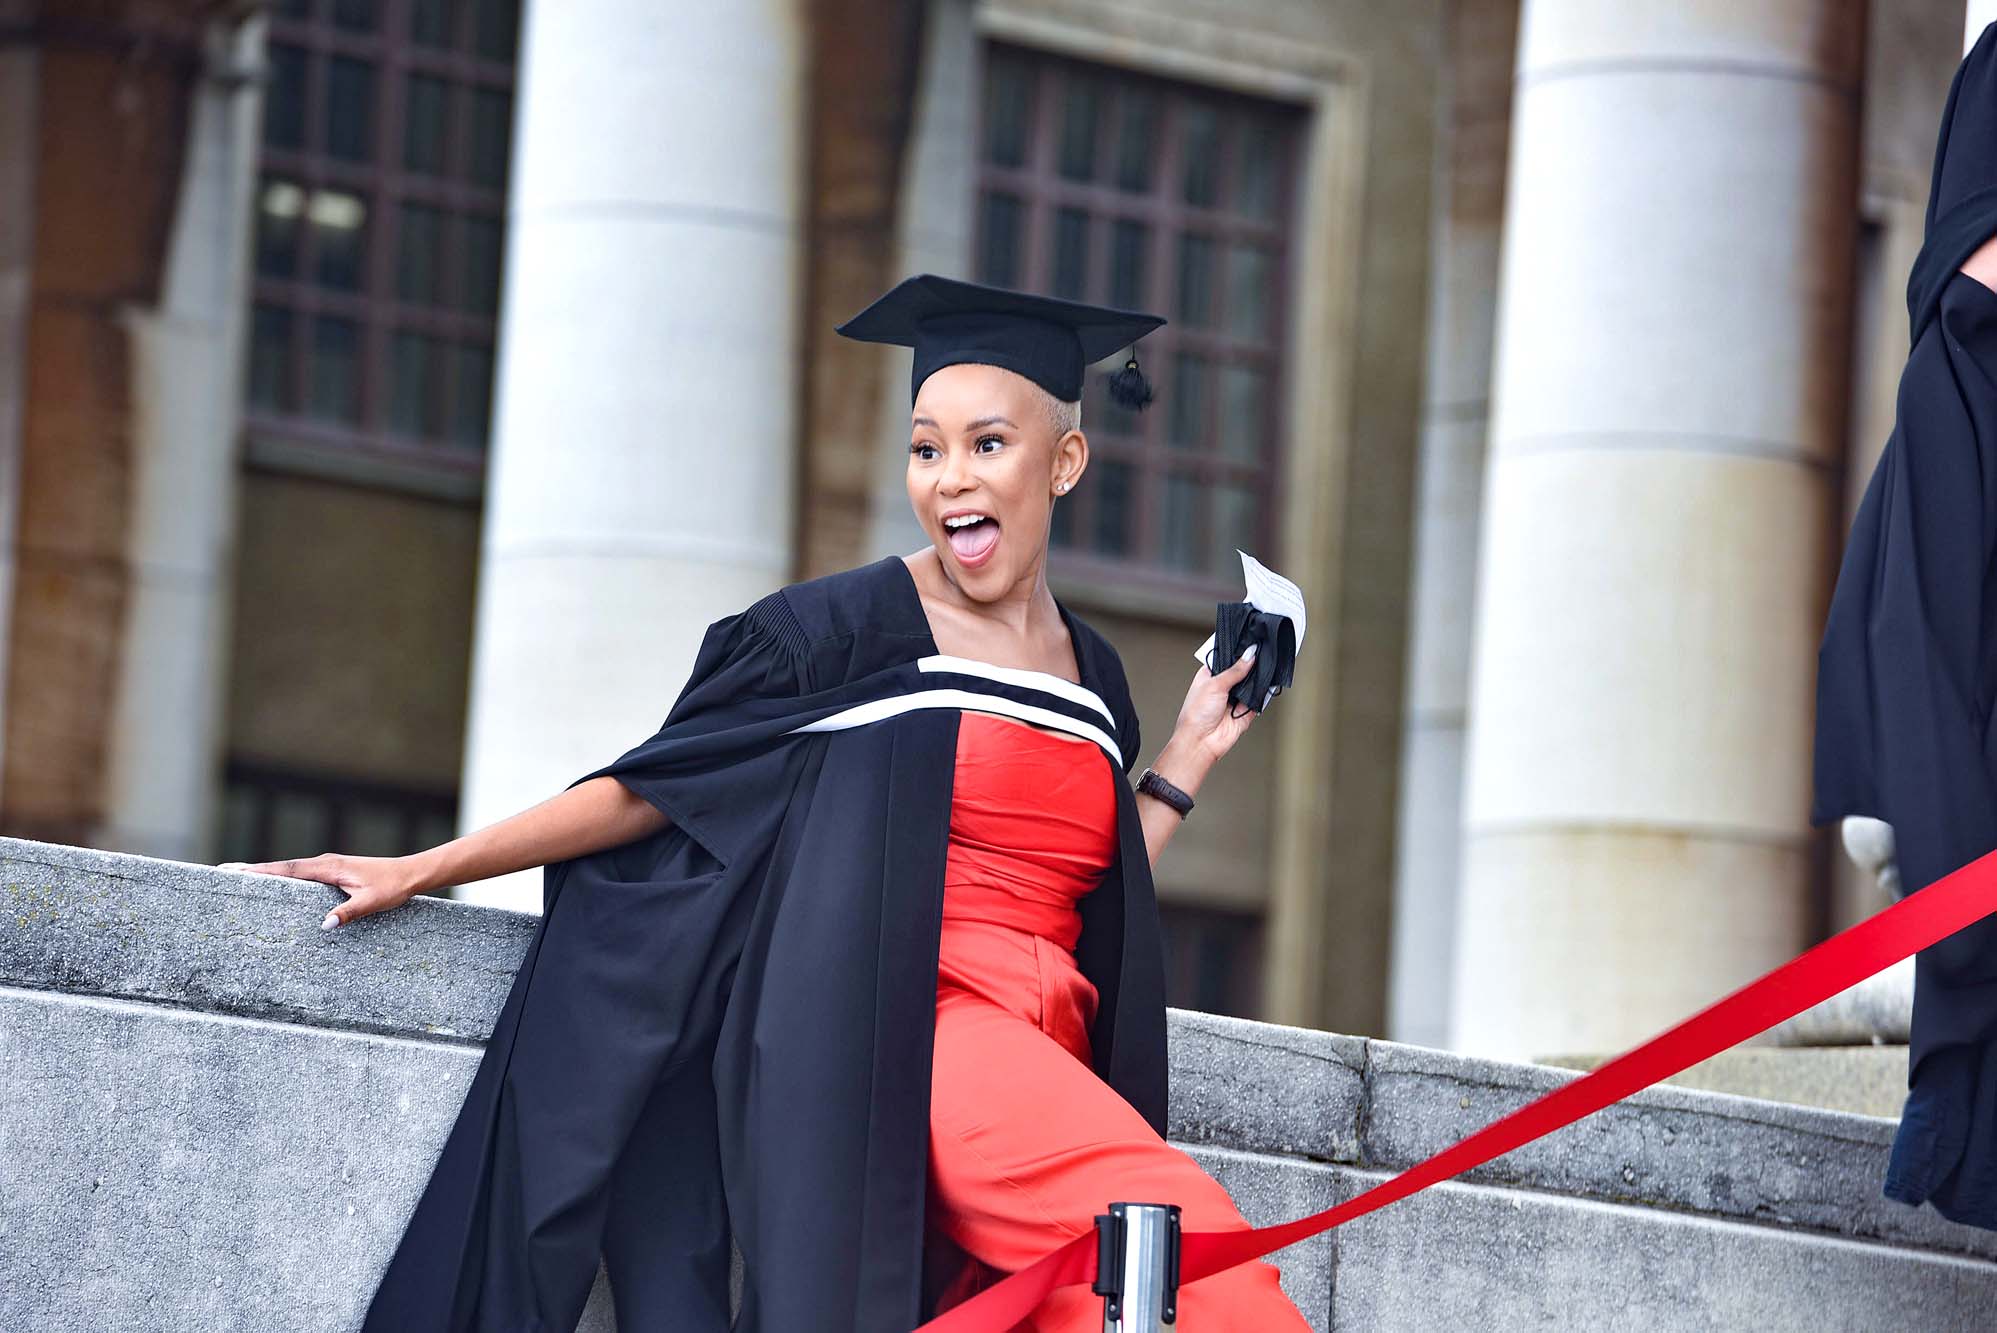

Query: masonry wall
[[3, 836, 1993, 1330]]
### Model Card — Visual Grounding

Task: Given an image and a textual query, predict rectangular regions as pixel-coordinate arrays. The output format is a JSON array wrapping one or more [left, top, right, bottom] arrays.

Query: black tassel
[[1105, 353, 1155, 411]]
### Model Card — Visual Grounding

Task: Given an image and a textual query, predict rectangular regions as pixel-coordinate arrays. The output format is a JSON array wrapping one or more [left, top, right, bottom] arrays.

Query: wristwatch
[[1135, 767, 1194, 818]]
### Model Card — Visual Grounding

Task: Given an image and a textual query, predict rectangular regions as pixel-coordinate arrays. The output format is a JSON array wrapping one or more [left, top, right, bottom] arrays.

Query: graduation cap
[[834, 272, 1167, 411]]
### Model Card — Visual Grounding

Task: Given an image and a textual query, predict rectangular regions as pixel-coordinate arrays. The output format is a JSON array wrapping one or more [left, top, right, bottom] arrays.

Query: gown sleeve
[[1814, 269, 1997, 986], [563, 587, 816, 870], [361, 589, 819, 1333]]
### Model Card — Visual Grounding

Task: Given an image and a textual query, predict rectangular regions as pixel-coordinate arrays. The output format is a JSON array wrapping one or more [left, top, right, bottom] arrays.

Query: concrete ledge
[[0, 837, 531, 1044], [1325, 1169, 1997, 1331], [1545, 1043, 1910, 1119], [5, 836, 1996, 1331]]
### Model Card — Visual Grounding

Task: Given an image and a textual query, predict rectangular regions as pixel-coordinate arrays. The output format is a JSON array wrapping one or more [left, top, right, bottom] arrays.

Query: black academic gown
[[360, 553, 1168, 1332], [1812, 23, 1997, 1233]]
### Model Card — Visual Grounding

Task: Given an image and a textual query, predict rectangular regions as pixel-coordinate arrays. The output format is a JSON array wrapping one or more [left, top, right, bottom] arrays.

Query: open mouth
[[944, 514, 1000, 564]]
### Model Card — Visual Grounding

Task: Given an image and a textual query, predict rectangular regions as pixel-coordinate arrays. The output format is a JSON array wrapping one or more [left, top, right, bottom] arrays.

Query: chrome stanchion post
[[1092, 1201, 1181, 1330]]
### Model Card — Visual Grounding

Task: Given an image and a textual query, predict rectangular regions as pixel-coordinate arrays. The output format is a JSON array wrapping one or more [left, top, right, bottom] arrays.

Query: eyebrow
[[911, 414, 1018, 432]]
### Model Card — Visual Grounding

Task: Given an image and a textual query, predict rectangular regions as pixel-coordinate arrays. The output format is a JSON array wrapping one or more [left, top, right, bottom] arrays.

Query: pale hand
[[1172, 643, 1262, 768], [215, 852, 421, 930]]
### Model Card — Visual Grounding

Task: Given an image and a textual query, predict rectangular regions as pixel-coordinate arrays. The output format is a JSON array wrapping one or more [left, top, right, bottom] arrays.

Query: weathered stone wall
[[3, 836, 1992, 1330]]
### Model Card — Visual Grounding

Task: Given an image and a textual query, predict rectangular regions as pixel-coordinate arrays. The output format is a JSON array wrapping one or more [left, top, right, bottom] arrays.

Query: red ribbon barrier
[[913, 843, 1997, 1332]]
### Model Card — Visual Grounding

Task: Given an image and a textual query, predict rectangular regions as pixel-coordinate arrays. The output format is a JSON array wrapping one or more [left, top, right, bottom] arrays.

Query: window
[[216, 758, 458, 863], [975, 43, 1304, 595], [246, 0, 521, 473], [1158, 902, 1265, 1019]]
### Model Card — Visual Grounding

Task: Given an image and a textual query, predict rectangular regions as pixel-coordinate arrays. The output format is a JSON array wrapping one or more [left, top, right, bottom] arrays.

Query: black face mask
[[1207, 601, 1297, 715]]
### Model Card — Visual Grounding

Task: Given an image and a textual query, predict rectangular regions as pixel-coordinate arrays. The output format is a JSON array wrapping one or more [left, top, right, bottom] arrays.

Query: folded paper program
[[1193, 551, 1306, 712]]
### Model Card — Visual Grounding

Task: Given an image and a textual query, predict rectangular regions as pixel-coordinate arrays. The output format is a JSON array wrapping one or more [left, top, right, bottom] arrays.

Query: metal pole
[[1093, 1201, 1181, 1330]]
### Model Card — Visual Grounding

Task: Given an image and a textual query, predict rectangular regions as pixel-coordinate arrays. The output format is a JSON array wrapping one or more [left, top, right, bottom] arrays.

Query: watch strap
[[1136, 767, 1195, 817]]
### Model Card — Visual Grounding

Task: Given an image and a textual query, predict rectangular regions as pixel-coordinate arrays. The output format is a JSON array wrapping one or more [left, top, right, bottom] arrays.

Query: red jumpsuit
[[924, 710, 1313, 1331]]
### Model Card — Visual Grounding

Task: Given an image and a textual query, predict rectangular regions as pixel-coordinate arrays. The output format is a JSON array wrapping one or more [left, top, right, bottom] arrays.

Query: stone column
[[1451, 3, 1863, 1059], [104, 17, 264, 862], [1971, 2, 1997, 52], [1388, 0, 1519, 1050], [457, 0, 806, 910]]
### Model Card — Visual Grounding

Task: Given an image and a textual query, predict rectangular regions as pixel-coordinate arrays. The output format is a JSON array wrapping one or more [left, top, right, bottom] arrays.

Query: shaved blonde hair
[[1039, 387, 1081, 441]]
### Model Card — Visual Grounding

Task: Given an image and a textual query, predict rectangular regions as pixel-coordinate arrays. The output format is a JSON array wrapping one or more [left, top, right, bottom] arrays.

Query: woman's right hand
[[216, 853, 425, 930]]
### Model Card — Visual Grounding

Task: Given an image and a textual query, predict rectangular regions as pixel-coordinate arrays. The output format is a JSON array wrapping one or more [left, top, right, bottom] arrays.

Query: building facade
[[0, 0, 1972, 1050]]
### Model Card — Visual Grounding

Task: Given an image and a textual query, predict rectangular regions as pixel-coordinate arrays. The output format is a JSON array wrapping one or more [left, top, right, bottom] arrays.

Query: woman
[[224, 274, 1313, 1330]]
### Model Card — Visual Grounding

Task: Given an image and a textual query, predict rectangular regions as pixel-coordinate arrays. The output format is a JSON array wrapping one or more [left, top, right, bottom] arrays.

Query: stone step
[[4, 835, 1994, 1330]]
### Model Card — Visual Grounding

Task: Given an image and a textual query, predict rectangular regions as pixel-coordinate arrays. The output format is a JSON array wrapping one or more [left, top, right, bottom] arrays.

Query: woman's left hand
[[1172, 643, 1262, 767]]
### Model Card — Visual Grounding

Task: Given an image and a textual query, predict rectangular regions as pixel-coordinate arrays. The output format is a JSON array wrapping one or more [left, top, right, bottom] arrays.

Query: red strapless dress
[[925, 710, 1312, 1331]]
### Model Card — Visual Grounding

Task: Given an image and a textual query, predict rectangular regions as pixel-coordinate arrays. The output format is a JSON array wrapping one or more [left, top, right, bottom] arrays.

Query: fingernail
[[321, 912, 339, 931], [1243, 643, 1258, 660]]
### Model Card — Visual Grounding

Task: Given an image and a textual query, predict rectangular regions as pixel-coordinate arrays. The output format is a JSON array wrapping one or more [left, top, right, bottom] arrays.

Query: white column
[[1970, 0, 1997, 53], [865, 0, 978, 563], [1451, 2, 1862, 1059], [458, 0, 806, 910], [103, 17, 264, 861], [1388, 0, 1518, 1050]]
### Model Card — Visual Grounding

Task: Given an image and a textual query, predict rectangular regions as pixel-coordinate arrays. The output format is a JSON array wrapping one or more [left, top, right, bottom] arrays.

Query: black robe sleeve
[[1814, 269, 1997, 986], [362, 589, 817, 1333], [567, 588, 817, 869], [1813, 272, 1997, 1232]]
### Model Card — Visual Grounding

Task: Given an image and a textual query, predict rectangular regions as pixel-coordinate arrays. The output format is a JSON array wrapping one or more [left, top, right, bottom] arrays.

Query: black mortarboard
[[833, 272, 1166, 411]]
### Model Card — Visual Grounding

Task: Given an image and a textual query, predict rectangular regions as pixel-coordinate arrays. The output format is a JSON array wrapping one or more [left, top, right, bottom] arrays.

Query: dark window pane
[[1159, 903, 1264, 1018], [1226, 243, 1272, 340], [451, 342, 495, 445], [1113, 89, 1158, 192], [346, 803, 409, 858], [1169, 353, 1210, 450], [1238, 124, 1281, 220], [405, 73, 449, 174], [390, 331, 443, 436], [410, 0, 453, 45], [1108, 220, 1148, 309], [1161, 473, 1200, 569], [469, 88, 512, 188], [1092, 460, 1133, 555], [978, 192, 1022, 287], [264, 44, 307, 149], [1211, 483, 1258, 578], [270, 791, 330, 859], [1051, 208, 1088, 301], [332, 0, 377, 30], [325, 57, 376, 162], [1181, 103, 1220, 208], [310, 188, 368, 290], [397, 202, 444, 303], [216, 782, 258, 865], [1085, 362, 1137, 438], [249, 306, 293, 412], [1219, 364, 1267, 462], [415, 810, 456, 850], [1049, 488, 1076, 548], [1176, 232, 1213, 327], [473, 0, 520, 61], [309, 316, 361, 423], [460, 214, 503, 314], [1057, 78, 1101, 181], [255, 178, 304, 278], [983, 50, 1034, 167]]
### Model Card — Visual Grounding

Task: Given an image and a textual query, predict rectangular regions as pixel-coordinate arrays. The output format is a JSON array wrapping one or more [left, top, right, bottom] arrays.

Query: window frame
[[972, 40, 1304, 601], [245, 0, 519, 483]]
